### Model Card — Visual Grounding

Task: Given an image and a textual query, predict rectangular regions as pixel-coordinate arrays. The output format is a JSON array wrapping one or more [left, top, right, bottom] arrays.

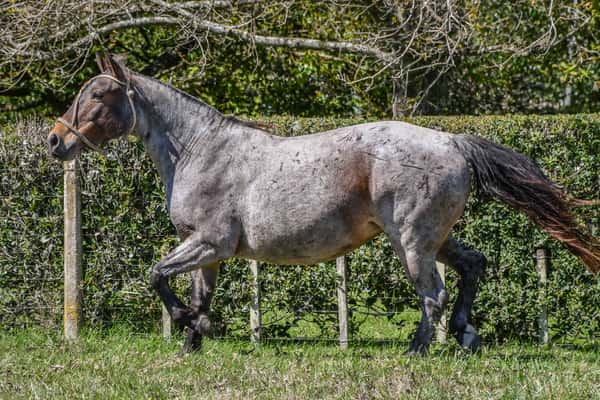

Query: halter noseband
[[56, 74, 137, 156]]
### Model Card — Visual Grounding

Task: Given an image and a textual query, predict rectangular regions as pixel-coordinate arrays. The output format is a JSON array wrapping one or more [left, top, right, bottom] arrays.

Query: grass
[[0, 328, 599, 399]]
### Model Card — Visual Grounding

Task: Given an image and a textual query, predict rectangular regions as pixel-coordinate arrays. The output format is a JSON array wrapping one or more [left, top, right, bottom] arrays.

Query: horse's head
[[47, 53, 136, 160]]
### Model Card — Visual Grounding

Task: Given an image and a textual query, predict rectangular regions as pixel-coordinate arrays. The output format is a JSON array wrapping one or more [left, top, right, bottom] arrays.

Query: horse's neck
[[132, 74, 235, 203]]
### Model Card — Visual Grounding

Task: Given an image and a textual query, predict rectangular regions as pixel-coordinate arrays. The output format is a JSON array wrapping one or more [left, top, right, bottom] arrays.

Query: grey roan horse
[[48, 54, 600, 354]]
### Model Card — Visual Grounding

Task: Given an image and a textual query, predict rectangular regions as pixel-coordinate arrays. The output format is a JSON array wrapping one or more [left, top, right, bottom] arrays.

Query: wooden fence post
[[162, 305, 172, 340], [586, 218, 598, 237], [249, 260, 261, 343], [336, 256, 349, 349], [63, 159, 82, 340], [435, 261, 447, 344], [535, 247, 549, 345]]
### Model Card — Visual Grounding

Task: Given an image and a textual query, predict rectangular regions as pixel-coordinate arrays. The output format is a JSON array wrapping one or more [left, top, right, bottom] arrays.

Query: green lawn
[[0, 329, 598, 399]]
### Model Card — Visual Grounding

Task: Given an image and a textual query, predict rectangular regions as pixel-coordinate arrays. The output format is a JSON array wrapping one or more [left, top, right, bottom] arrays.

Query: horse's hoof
[[180, 327, 203, 355], [458, 324, 481, 352], [405, 343, 428, 357]]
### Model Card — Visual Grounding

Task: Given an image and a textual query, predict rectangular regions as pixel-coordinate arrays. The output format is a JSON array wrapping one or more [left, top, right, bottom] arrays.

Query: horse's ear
[[95, 52, 128, 81], [95, 51, 111, 73], [106, 54, 129, 82]]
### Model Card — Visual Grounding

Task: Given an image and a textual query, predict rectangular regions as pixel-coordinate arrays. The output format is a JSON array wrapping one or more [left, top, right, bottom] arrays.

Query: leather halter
[[56, 74, 136, 156]]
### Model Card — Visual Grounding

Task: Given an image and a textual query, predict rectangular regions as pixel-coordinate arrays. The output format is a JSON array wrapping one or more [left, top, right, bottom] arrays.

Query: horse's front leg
[[182, 264, 220, 353], [151, 230, 237, 336]]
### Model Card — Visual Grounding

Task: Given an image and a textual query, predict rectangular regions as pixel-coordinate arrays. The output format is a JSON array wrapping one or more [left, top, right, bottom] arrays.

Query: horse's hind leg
[[437, 237, 486, 351], [405, 250, 448, 355], [385, 231, 448, 355], [182, 263, 219, 353]]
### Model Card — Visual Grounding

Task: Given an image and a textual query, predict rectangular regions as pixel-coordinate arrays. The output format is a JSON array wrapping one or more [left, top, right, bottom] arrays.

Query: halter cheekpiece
[[56, 74, 137, 156]]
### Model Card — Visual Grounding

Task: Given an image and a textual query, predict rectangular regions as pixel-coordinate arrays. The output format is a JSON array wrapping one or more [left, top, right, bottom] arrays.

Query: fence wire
[[2, 119, 599, 345]]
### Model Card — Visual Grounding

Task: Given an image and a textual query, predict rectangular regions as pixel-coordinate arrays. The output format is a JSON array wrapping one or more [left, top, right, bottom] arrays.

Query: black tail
[[453, 134, 600, 274]]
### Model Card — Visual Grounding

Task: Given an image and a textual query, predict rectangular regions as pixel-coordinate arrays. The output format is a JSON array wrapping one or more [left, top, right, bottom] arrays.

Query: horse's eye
[[92, 91, 103, 100]]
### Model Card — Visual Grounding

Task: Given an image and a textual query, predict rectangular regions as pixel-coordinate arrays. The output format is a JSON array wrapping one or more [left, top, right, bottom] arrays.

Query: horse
[[47, 54, 600, 354]]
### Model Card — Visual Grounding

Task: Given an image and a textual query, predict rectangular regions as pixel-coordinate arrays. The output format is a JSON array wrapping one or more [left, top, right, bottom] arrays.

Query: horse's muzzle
[[47, 132, 72, 160]]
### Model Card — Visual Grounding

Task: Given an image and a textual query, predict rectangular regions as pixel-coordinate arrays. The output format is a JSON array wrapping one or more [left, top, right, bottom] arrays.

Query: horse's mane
[[131, 71, 276, 133], [224, 115, 277, 132]]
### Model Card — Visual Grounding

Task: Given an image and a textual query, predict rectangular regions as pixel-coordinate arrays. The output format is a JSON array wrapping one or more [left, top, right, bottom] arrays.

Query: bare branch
[[1, 1, 392, 65], [1, 0, 595, 115]]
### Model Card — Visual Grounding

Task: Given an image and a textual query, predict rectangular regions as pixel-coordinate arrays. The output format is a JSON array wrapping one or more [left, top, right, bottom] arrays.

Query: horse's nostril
[[48, 133, 60, 149]]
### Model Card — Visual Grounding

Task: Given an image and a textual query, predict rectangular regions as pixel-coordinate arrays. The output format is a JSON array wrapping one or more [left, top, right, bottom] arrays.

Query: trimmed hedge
[[0, 114, 598, 342]]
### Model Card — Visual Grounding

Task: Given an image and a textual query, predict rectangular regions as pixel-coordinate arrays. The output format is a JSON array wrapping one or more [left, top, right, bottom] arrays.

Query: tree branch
[[3, 13, 393, 64]]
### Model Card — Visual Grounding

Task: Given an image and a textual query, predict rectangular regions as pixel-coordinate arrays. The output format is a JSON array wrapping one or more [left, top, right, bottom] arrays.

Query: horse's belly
[[239, 223, 381, 265], [237, 201, 381, 265], [237, 140, 379, 264]]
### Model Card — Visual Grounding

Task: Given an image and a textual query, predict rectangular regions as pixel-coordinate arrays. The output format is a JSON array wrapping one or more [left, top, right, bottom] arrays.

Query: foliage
[[0, 114, 598, 343], [439, 0, 600, 115], [2, 1, 600, 121]]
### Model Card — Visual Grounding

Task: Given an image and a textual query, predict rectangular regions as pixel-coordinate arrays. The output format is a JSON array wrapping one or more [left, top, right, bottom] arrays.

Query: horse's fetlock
[[458, 323, 481, 352], [172, 306, 193, 326], [438, 289, 448, 309], [150, 270, 163, 290], [182, 327, 203, 354]]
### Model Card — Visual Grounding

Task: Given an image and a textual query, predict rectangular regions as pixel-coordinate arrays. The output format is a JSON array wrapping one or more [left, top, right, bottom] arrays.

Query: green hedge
[[0, 115, 598, 342]]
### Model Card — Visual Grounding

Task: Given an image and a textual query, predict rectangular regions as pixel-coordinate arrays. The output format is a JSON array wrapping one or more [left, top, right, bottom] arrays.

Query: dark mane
[[131, 71, 275, 133], [224, 115, 277, 132]]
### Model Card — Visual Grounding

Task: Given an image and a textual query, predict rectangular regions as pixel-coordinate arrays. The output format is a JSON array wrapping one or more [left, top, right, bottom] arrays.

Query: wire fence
[[3, 228, 598, 346], [2, 118, 599, 346], [3, 226, 598, 346]]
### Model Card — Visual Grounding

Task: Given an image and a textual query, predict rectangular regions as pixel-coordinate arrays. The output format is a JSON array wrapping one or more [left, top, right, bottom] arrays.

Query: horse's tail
[[453, 134, 600, 274]]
